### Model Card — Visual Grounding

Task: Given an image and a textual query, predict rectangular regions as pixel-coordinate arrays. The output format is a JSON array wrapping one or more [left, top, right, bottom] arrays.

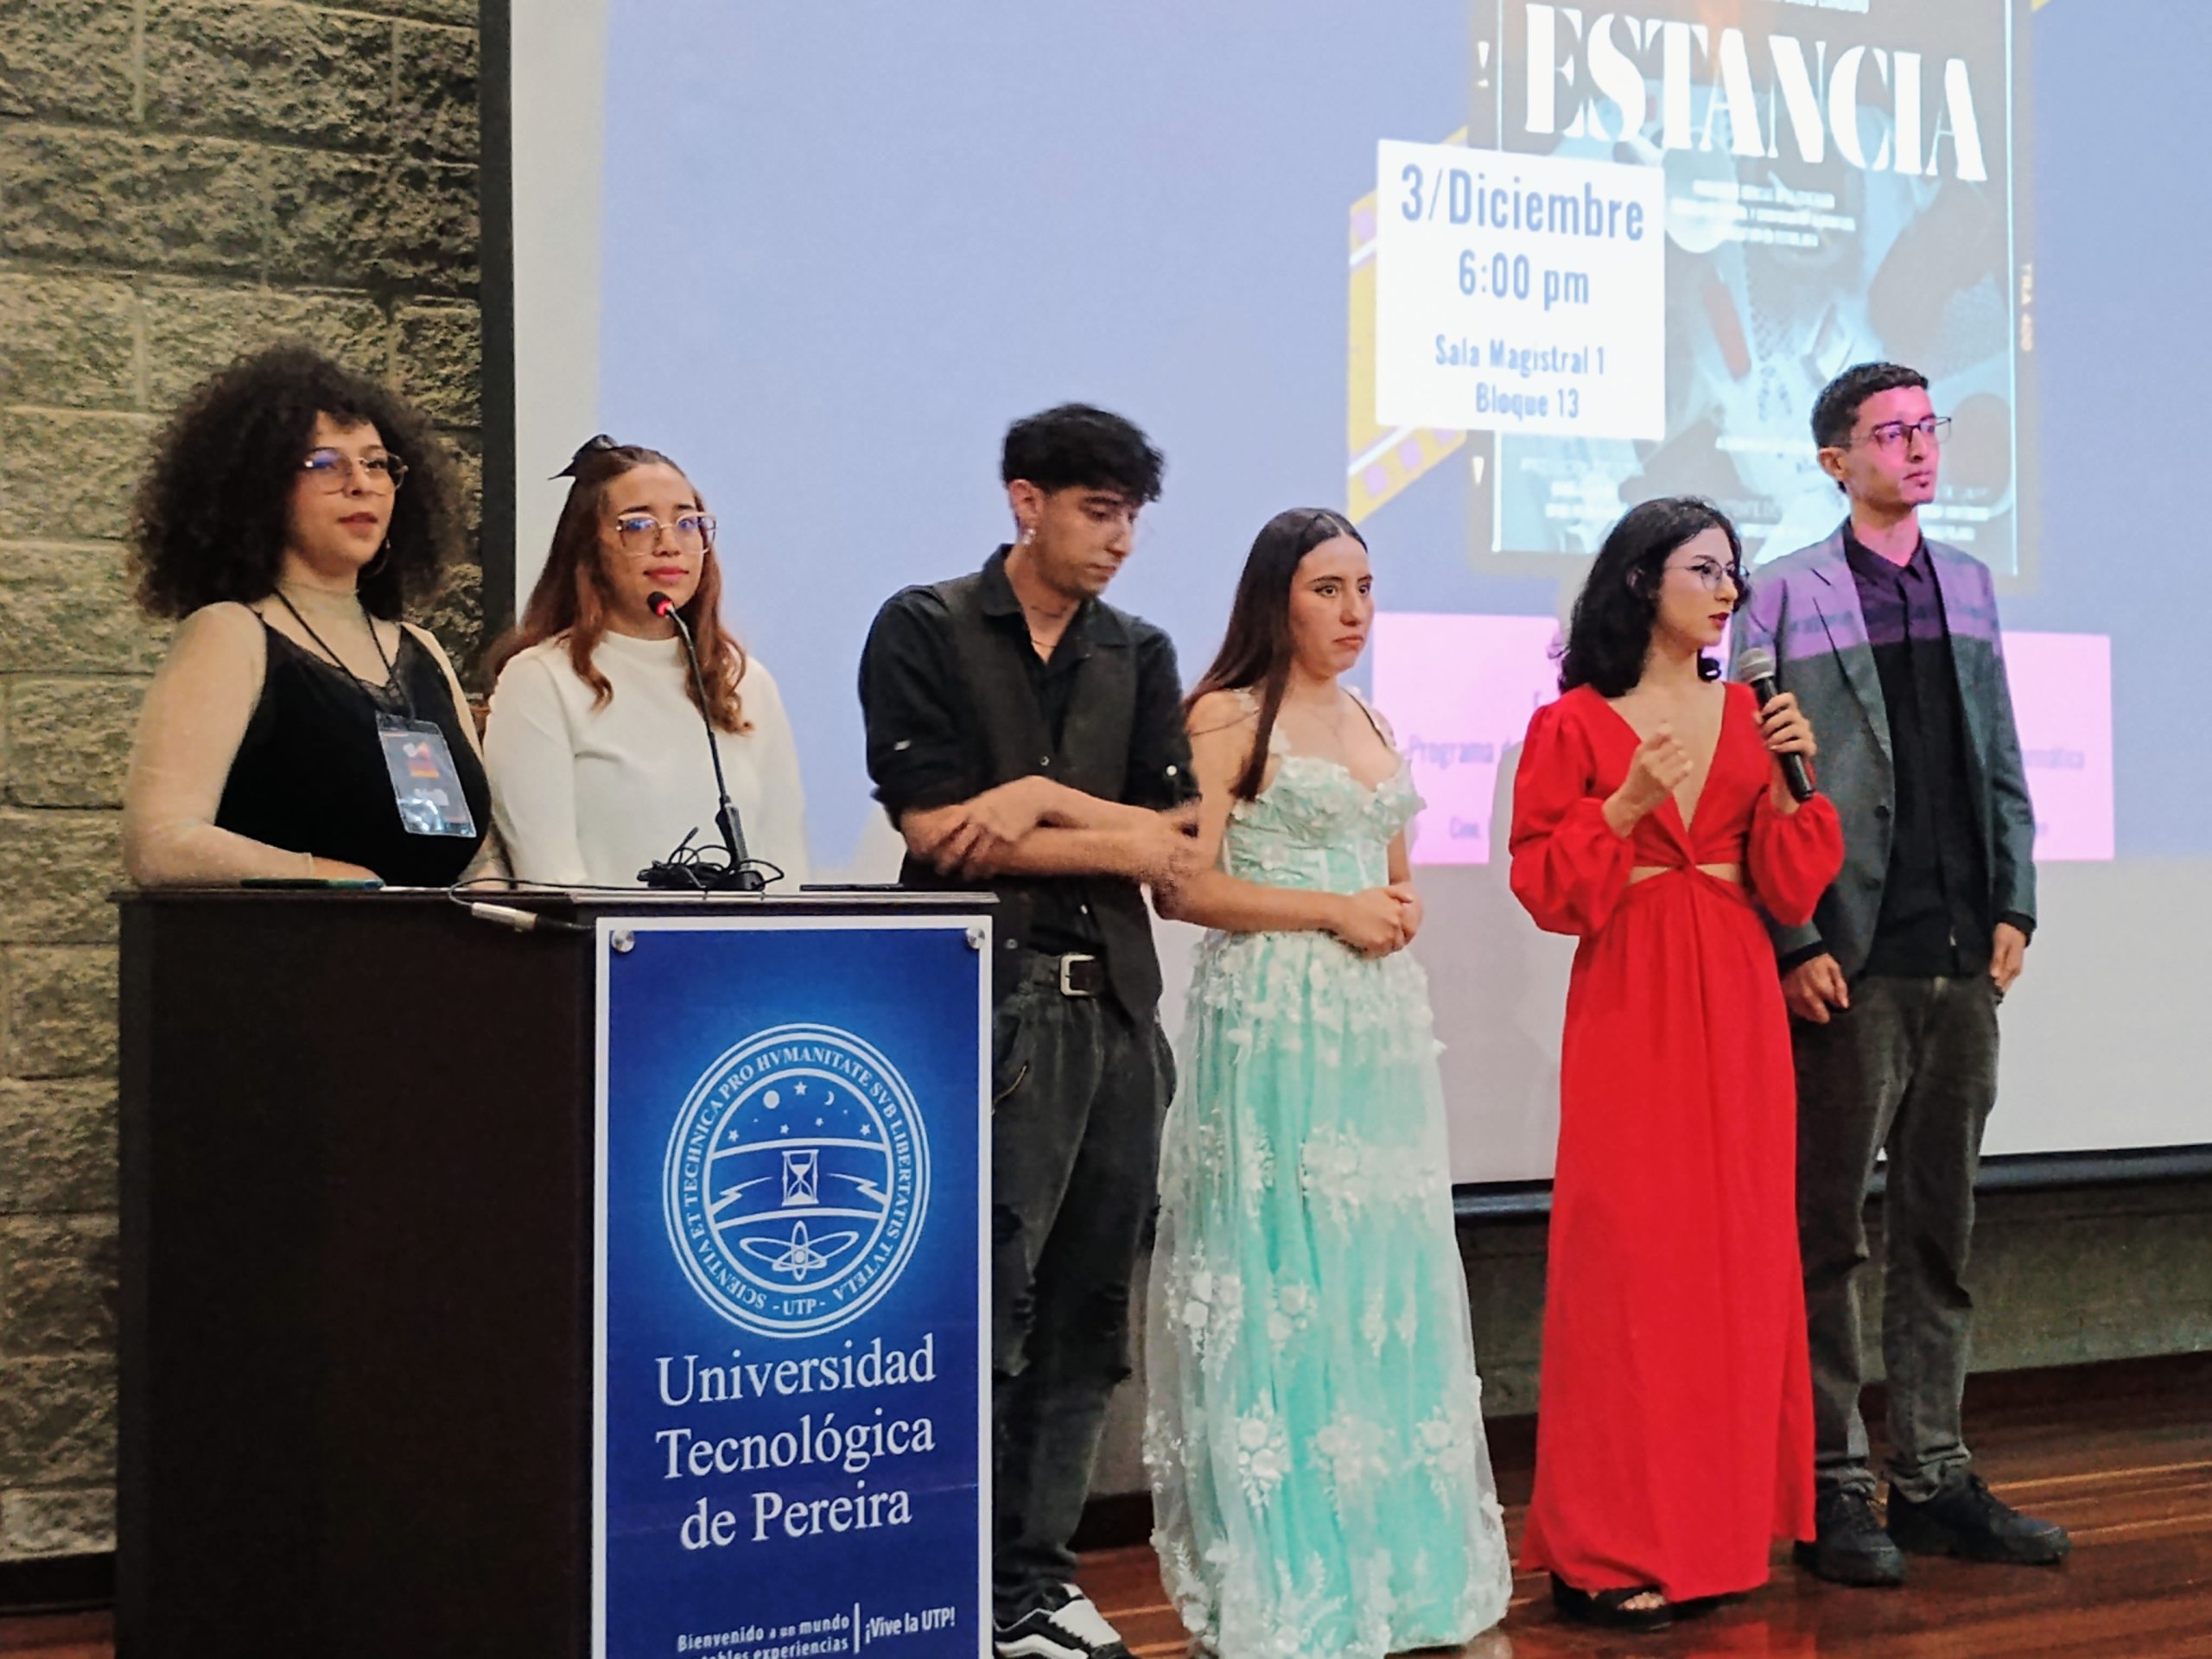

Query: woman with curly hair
[[122, 344, 491, 887], [481, 436, 807, 887], [1507, 497, 1843, 1630]]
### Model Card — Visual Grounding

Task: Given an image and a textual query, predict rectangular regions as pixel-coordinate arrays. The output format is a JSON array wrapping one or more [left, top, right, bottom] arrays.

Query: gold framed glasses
[[302, 448, 407, 493], [613, 512, 716, 555]]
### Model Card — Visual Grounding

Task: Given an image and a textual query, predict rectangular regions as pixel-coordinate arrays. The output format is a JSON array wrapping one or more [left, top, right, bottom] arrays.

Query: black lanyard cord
[[270, 589, 420, 723]]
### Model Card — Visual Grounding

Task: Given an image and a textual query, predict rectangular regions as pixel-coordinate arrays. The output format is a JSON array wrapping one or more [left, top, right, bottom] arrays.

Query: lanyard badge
[[274, 591, 480, 841], [376, 714, 478, 838]]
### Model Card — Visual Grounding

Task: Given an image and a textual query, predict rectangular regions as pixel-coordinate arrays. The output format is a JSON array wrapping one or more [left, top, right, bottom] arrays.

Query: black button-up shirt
[[1843, 527, 2005, 976], [858, 546, 1196, 957]]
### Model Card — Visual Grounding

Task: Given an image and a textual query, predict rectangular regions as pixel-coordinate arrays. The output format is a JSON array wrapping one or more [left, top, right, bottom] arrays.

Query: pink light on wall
[[1370, 613, 1563, 866], [2004, 632, 2114, 862]]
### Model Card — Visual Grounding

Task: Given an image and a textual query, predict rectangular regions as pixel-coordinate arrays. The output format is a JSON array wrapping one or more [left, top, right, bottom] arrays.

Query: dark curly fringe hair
[[130, 343, 464, 620], [1557, 496, 1745, 698], [1001, 403, 1165, 503]]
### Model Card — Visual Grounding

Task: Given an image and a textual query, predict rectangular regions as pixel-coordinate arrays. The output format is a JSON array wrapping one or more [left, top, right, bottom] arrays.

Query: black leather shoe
[[1794, 1488, 1908, 1586], [1886, 1472, 2072, 1566]]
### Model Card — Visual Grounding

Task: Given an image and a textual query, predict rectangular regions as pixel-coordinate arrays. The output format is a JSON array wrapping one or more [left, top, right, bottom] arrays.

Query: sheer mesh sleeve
[[122, 604, 321, 885]]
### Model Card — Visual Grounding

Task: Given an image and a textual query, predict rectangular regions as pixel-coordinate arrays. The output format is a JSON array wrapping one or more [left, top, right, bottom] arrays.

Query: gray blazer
[[1728, 526, 2037, 976]]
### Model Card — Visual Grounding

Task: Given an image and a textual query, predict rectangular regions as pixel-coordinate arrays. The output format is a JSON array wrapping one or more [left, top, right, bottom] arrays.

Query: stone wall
[[0, 0, 484, 1562]]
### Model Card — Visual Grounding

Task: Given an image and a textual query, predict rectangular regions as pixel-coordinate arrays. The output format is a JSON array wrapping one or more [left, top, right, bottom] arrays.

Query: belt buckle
[[1058, 953, 1098, 998]]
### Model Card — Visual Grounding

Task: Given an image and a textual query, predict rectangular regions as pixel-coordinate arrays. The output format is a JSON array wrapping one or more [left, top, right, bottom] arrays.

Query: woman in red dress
[[1509, 498, 1844, 1632]]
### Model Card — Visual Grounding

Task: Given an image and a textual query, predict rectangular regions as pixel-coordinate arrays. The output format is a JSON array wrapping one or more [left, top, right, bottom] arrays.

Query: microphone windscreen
[[1736, 645, 1777, 684], [647, 591, 675, 618]]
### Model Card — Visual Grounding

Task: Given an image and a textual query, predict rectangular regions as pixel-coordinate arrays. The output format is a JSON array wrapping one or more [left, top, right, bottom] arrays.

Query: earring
[[363, 538, 391, 578], [1018, 524, 1035, 547]]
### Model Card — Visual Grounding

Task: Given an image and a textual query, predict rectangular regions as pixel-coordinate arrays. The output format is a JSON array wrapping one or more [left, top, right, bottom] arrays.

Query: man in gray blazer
[[1732, 363, 2069, 1586]]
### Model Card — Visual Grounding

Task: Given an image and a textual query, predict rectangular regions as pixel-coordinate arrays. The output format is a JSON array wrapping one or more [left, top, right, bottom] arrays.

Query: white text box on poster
[[1374, 140, 1666, 441]]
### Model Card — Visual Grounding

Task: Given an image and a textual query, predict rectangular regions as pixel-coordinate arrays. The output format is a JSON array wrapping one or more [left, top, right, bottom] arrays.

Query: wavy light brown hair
[[490, 442, 750, 732]]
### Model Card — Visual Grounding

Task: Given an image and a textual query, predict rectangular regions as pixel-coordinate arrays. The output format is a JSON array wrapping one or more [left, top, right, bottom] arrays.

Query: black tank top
[[214, 619, 491, 887]]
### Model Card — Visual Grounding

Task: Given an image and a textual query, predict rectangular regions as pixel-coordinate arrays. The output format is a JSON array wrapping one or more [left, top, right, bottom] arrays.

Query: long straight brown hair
[[1186, 507, 1366, 799], [489, 442, 750, 733]]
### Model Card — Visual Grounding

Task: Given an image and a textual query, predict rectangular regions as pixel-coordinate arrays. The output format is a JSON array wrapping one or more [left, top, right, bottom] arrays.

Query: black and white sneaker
[[993, 1584, 1133, 1659]]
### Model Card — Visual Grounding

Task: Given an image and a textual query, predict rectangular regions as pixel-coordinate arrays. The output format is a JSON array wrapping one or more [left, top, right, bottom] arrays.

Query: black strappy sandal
[[1550, 1573, 1675, 1632]]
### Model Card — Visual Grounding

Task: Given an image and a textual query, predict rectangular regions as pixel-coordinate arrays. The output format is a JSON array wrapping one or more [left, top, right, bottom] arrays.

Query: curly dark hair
[[130, 343, 464, 620], [1001, 403, 1165, 503], [1557, 497, 1745, 698]]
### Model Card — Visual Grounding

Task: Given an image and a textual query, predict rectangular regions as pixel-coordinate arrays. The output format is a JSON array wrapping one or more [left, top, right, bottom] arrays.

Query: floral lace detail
[[1237, 1126, 1276, 1198], [1142, 1403, 1185, 1487], [1353, 1556, 1397, 1659], [1395, 1294, 1422, 1348], [1359, 1287, 1390, 1353], [1234, 1404, 1292, 1503], [1300, 1127, 1433, 1218], [1417, 1404, 1479, 1503], [1313, 1410, 1388, 1501], [1145, 689, 1513, 1657], [1266, 1281, 1313, 1350], [1171, 1260, 1246, 1375]]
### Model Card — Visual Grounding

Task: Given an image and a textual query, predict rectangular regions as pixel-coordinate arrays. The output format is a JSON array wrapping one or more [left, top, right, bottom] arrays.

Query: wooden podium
[[116, 889, 991, 1659]]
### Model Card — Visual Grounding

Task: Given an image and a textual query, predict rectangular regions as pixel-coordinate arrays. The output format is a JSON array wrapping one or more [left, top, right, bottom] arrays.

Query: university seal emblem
[[663, 1023, 929, 1338]]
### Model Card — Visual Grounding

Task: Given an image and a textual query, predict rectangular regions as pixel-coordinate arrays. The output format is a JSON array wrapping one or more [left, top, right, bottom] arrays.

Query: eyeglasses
[[612, 512, 716, 555], [1853, 416, 1951, 453], [302, 448, 407, 493], [1669, 556, 1745, 594]]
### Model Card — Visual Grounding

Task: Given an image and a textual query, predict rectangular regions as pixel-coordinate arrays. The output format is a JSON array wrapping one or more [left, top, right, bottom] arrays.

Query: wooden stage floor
[[8, 1357, 2209, 1658]]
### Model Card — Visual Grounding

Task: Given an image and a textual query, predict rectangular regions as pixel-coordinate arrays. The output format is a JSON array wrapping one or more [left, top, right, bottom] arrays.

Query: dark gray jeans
[[989, 961, 1173, 1623], [1794, 972, 2000, 1503]]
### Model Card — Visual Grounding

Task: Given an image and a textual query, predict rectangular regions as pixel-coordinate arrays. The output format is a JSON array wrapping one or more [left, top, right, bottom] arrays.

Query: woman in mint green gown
[[1145, 510, 1512, 1657]]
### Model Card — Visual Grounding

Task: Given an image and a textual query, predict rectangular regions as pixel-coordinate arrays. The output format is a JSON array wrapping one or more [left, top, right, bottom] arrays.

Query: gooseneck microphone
[[641, 591, 766, 892], [1737, 645, 1815, 804]]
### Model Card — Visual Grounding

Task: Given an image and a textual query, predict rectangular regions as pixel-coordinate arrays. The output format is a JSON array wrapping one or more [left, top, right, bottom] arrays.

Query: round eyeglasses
[[613, 512, 716, 555], [1669, 556, 1745, 594], [302, 448, 407, 493]]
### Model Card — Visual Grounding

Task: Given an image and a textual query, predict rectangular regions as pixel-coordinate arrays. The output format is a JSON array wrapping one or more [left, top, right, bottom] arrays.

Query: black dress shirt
[[1842, 527, 2029, 976], [859, 547, 1195, 957]]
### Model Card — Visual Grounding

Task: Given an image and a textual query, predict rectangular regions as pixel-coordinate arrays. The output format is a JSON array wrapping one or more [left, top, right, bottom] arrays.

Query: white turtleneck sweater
[[484, 630, 810, 889]]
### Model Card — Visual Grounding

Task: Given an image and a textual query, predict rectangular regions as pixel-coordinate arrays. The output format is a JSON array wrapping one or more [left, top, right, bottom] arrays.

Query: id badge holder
[[376, 715, 479, 838]]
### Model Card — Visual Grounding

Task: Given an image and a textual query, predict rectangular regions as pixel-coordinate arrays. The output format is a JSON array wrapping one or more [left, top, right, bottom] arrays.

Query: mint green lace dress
[[1144, 695, 1514, 1658]]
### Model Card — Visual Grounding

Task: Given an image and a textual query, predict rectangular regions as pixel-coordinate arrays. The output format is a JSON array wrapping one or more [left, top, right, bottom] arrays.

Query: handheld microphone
[[643, 591, 766, 893], [1737, 645, 1815, 804]]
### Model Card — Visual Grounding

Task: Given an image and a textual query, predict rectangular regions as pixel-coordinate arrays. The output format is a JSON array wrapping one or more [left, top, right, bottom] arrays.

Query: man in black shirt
[[859, 405, 1198, 1659], [1734, 363, 2069, 1587]]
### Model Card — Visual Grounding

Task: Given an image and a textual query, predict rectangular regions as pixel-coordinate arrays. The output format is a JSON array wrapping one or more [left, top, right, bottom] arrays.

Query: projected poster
[[514, 0, 2208, 1178], [1351, 0, 2026, 575]]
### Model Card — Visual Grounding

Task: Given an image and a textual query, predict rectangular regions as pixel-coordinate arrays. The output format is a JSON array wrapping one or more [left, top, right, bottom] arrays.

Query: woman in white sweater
[[484, 435, 810, 887]]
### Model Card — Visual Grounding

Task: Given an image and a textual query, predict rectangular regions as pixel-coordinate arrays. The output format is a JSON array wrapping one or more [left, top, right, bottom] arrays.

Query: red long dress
[[1508, 681, 1844, 1602]]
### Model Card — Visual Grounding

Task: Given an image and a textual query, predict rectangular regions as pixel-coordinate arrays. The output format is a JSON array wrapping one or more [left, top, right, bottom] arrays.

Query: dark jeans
[[1794, 972, 2000, 1503], [989, 961, 1173, 1623]]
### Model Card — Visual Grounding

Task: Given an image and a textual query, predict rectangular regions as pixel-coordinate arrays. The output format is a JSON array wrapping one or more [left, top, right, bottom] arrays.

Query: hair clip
[[551, 433, 620, 480]]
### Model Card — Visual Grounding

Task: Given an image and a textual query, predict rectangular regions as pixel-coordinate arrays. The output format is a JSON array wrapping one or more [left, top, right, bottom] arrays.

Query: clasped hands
[[1329, 883, 1423, 959]]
